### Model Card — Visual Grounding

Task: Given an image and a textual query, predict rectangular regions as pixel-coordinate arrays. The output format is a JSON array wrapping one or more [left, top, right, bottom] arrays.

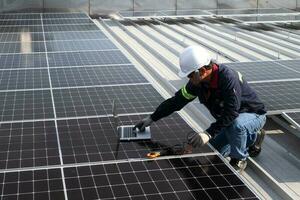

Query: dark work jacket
[[150, 64, 266, 136]]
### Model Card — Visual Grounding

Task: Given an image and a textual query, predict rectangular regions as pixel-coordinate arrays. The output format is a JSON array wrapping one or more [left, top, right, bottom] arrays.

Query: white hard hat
[[178, 46, 212, 78]]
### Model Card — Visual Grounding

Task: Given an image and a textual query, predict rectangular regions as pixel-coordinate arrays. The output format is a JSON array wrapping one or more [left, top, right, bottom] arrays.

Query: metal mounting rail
[[261, 30, 300, 47], [158, 18, 262, 61], [194, 18, 299, 59], [257, 23, 300, 39], [142, 18, 237, 62], [112, 19, 179, 75], [193, 17, 300, 59], [151, 18, 239, 62], [181, 18, 278, 60], [125, 19, 180, 56]]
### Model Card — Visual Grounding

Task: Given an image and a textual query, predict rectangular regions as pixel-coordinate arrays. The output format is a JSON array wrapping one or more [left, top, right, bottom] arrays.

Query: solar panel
[[43, 24, 99, 32], [63, 155, 258, 199], [0, 121, 60, 169], [208, 8, 297, 15], [43, 18, 93, 25], [0, 90, 54, 121], [42, 13, 88, 19], [0, 32, 44, 42], [58, 114, 213, 164], [47, 50, 130, 67], [232, 15, 300, 23], [0, 25, 43, 33], [276, 59, 300, 73], [0, 41, 45, 54], [0, 69, 50, 90], [0, 168, 64, 199], [0, 53, 47, 69], [46, 39, 117, 52], [225, 61, 300, 82], [0, 13, 41, 20], [44, 31, 107, 41], [175, 10, 211, 16], [53, 84, 164, 118], [120, 11, 166, 18], [0, 19, 41, 26], [50, 65, 148, 87], [250, 80, 300, 113]]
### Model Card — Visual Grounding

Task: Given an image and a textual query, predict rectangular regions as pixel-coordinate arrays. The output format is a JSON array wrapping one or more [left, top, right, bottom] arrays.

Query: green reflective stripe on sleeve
[[237, 71, 243, 83], [181, 85, 196, 100]]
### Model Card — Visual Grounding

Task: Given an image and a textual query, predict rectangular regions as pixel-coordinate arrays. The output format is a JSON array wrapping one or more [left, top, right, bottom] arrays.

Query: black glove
[[187, 131, 211, 148], [133, 116, 153, 132]]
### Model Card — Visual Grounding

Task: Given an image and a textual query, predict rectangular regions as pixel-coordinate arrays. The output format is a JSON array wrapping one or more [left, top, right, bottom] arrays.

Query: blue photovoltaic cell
[[43, 18, 93, 25], [46, 39, 117, 52], [276, 59, 300, 73], [0, 41, 46, 54], [47, 50, 130, 67], [0, 13, 40, 20], [250, 81, 300, 113], [0, 53, 47, 69], [0, 32, 44, 42], [44, 31, 107, 41], [53, 84, 164, 118], [0, 69, 50, 90], [0, 121, 60, 169], [225, 61, 300, 82], [43, 24, 99, 32], [43, 13, 88, 19], [0, 26, 43, 33], [0, 168, 65, 200], [50, 65, 148, 87], [0, 90, 54, 121]]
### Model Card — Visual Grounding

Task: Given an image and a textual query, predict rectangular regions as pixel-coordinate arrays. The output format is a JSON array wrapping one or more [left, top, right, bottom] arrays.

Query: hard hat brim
[[178, 68, 197, 78]]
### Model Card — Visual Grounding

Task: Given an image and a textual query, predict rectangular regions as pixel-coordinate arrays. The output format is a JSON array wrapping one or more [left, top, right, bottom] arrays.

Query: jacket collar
[[210, 64, 219, 89]]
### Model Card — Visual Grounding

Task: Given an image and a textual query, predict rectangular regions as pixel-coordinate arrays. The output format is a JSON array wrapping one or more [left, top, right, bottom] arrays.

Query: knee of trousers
[[225, 119, 246, 137]]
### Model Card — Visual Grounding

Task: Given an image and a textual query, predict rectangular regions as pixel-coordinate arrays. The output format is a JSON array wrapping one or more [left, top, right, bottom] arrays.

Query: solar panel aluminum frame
[[282, 112, 300, 130]]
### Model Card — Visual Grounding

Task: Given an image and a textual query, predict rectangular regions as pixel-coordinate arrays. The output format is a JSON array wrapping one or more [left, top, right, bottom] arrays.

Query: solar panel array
[[208, 8, 297, 16], [225, 60, 300, 114], [232, 15, 300, 23], [0, 12, 258, 199]]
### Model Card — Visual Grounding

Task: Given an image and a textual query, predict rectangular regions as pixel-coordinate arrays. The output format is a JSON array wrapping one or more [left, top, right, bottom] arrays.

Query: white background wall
[[0, 0, 299, 14]]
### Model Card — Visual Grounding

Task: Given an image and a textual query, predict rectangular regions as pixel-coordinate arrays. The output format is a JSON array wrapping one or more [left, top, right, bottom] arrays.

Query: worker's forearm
[[151, 96, 188, 121], [151, 98, 178, 121]]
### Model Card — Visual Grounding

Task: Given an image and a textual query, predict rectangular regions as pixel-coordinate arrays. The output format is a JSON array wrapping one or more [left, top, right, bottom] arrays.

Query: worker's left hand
[[187, 131, 211, 148]]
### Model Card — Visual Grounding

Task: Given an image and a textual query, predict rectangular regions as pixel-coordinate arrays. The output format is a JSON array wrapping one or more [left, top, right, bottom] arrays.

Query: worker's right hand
[[187, 131, 211, 148], [133, 116, 153, 132]]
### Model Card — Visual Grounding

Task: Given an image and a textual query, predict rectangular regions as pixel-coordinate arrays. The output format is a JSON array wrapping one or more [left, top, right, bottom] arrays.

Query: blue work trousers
[[210, 113, 266, 160]]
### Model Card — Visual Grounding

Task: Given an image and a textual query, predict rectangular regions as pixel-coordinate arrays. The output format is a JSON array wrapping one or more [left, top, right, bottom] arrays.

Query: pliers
[[146, 143, 192, 159]]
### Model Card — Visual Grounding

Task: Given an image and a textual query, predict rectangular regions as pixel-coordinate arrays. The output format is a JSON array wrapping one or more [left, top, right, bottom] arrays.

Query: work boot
[[249, 129, 266, 157], [229, 158, 247, 172]]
